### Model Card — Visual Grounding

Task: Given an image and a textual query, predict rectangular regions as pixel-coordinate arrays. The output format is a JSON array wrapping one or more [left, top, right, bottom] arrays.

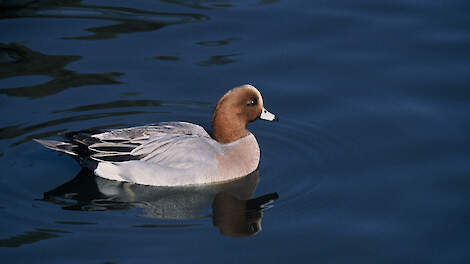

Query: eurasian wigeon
[[35, 84, 277, 186]]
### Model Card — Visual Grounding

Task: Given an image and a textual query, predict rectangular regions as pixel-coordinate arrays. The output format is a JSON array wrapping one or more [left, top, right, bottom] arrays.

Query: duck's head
[[212, 84, 277, 143]]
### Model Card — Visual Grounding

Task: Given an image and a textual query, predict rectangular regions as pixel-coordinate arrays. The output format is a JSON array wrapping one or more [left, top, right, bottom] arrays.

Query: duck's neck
[[212, 108, 250, 144]]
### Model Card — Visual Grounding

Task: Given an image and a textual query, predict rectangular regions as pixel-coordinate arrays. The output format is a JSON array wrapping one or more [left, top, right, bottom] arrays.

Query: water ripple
[[51, 99, 210, 113], [161, 0, 280, 10], [253, 118, 349, 208], [0, 43, 123, 98], [1, 1, 209, 40]]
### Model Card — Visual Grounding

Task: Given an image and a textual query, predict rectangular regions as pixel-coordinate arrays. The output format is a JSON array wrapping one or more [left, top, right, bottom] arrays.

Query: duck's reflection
[[42, 169, 278, 237], [212, 191, 278, 237]]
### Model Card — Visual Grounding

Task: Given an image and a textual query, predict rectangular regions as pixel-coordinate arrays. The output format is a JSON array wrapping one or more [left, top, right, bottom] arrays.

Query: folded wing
[[88, 122, 220, 165]]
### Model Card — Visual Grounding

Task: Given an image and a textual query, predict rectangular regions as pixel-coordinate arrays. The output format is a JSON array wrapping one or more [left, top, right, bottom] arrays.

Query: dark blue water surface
[[1, 0, 470, 263]]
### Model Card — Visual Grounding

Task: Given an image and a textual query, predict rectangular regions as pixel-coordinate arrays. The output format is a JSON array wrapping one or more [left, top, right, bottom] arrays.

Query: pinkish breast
[[215, 133, 260, 182]]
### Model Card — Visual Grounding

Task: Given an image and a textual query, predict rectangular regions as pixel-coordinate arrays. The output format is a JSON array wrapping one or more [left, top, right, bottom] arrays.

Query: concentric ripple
[[252, 118, 350, 208]]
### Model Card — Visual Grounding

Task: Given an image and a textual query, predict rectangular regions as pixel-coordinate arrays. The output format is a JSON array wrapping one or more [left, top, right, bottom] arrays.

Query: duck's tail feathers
[[34, 139, 79, 156]]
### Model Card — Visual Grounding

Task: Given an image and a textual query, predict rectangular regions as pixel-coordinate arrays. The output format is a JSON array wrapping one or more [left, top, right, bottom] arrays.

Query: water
[[1, 0, 469, 263]]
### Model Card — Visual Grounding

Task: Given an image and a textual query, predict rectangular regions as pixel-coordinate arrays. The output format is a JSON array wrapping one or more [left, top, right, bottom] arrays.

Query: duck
[[35, 84, 277, 186]]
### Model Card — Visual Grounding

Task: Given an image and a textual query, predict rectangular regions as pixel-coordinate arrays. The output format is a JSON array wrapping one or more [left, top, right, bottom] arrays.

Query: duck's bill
[[260, 107, 278, 122]]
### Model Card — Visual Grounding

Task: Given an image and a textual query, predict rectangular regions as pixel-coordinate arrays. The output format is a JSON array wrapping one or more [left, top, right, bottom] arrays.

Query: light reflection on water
[[1, 0, 469, 263]]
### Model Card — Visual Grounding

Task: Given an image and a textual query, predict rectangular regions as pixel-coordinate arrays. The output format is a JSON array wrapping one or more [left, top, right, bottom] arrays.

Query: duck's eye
[[247, 98, 257, 106]]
